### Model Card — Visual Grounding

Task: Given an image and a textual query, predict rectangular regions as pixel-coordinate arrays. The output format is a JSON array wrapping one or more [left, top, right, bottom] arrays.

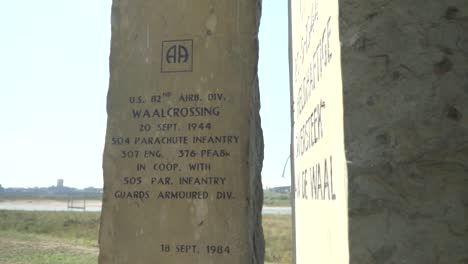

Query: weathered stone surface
[[340, 0, 468, 262], [99, 0, 263, 263]]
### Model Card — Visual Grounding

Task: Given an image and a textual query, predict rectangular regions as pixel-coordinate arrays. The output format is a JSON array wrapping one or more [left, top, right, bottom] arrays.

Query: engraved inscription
[[161, 39, 193, 73], [110, 91, 241, 227]]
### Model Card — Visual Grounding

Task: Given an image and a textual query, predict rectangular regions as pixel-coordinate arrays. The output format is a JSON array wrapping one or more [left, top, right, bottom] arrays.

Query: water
[[262, 207, 291, 215], [0, 204, 101, 212], [0, 204, 291, 215]]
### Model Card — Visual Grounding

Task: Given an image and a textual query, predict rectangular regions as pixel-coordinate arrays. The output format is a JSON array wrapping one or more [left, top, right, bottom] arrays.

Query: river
[[0, 200, 291, 215]]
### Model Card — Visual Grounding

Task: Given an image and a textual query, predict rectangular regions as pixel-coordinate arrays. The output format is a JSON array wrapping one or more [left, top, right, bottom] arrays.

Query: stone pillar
[[340, 0, 468, 262], [99, 0, 263, 263]]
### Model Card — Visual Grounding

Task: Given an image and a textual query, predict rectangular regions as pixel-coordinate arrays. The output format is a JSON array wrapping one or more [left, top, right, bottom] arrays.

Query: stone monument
[[341, 0, 468, 262], [289, 0, 349, 263], [99, 1, 264, 263], [290, 0, 468, 263]]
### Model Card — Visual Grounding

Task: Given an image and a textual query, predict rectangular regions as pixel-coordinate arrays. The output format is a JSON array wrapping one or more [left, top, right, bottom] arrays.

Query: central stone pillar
[[99, 1, 263, 263]]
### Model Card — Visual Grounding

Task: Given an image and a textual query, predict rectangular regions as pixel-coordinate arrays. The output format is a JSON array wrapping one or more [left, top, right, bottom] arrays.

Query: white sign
[[289, 0, 349, 263]]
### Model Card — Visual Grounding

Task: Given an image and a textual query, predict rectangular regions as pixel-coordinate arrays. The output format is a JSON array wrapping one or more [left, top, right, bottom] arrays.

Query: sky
[[0, 0, 290, 189]]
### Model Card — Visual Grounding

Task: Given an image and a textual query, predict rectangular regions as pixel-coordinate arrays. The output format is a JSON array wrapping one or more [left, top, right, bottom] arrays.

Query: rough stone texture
[[248, 75, 265, 264], [99, 0, 263, 263], [340, 0, 468, 262]]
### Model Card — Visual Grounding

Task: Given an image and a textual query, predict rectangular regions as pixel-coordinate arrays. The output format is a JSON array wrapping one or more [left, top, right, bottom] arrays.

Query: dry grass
[[0, 210, 292, 264], [263, 214, 292, 263]]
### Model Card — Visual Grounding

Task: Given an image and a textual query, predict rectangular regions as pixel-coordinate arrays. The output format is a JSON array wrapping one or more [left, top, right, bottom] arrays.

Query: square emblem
[[161, 39, 193, 73]]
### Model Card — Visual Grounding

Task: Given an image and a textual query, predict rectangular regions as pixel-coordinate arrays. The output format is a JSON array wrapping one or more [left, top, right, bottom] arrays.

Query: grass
[[0, 210, 291, 264], [0, 211, 99, 246], [0, 211, 99, 264], [0, 231, 97, 264], [263, 214, 292, 264]]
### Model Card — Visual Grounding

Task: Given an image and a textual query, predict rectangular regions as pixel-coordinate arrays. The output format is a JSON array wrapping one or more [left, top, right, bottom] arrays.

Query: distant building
[[270, 186, 291, 194], [57, 179, 64, 188]]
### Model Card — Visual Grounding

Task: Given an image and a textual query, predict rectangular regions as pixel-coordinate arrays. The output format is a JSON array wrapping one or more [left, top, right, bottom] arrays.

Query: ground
[[0, 210, 291, 264]]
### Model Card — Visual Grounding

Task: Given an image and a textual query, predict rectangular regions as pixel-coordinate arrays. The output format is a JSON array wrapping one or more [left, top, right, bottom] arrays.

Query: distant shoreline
[[0, 199, 102, 207], [0, 199, 291, 210]]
